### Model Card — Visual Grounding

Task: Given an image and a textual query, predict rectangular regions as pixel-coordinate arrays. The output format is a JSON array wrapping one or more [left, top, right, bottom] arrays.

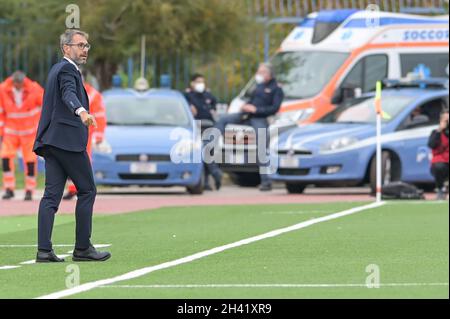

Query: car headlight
[[275, 110, 304, 124], [92, 140, 112, 154], [274, 108, 315, 125], [300, 108, 315, 122], [320, 137, 358, 154]]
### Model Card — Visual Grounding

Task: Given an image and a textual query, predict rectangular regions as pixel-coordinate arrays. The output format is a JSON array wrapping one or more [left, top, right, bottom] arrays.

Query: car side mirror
[[332, 86, 362, 105]]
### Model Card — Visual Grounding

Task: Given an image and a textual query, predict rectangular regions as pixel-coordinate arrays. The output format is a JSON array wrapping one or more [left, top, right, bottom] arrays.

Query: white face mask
[[255, 74, 265, 84], [194, 83, 206, 93]]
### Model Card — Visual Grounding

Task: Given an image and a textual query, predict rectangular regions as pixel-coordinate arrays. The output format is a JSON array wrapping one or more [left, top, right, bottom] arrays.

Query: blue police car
[[91, 88, 204, 194], [270, 79, 449, 193]]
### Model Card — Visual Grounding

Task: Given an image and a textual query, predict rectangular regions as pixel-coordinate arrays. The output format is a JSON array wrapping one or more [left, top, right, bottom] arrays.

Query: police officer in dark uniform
[[184, 73, 222, 191], [216, 63, 284, 191]]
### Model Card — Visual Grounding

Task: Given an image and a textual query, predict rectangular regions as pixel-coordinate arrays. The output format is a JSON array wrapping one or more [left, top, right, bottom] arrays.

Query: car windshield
[[319, 96, 415, 124], [243, 51, 349, 100], [105, 96, 191, 126]]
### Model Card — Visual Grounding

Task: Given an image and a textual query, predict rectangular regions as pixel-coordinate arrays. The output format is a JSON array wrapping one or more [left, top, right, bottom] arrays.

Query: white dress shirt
[[63, 57, 87, 116]]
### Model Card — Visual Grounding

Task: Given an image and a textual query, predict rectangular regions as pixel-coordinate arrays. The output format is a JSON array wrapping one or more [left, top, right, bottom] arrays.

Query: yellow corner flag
[[375, 81, 382, 115], [375, 81, 392, 120]]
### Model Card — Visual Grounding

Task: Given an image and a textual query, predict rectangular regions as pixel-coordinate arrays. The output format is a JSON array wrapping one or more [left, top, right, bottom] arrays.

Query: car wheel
[[187, 170, 204, 195], [286, 183, 307, 194], [370, 151, 401, 194]]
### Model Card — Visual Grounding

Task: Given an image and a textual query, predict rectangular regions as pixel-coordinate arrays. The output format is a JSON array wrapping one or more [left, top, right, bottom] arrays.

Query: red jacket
[[428, 130, 449, 164]]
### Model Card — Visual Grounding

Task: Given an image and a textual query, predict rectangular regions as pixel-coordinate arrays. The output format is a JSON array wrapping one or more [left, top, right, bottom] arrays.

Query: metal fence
[[1, 0, 448, 103], [246, 0, 447, 16], [0, 19, 59, 85]]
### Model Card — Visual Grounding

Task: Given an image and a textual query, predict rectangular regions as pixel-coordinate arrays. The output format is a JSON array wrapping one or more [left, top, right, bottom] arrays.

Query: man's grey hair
[[259, 63, 274, 77], [60, 29, 89, 53], [12, 70, 26, 83]]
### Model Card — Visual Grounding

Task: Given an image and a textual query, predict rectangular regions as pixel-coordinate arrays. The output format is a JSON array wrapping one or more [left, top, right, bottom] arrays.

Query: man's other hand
[[241, 104, 257, 114], [190, 105, 198, 116], [80, 111, 97, 128]]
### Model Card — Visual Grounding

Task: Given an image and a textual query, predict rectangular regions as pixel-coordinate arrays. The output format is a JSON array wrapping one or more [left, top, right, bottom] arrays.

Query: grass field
[[0, 201, 448, 299]]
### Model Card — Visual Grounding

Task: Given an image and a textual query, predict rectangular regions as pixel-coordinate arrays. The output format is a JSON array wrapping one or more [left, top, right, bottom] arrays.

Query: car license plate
[[235, 152, 245, 164], [279, 156, 299, 168], [226, 152, 245, 165], [130, 163, 157, 174]]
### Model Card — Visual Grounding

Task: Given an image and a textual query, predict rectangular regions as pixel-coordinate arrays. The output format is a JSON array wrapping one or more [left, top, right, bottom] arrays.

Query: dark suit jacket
[[33, 59, 90, 156]]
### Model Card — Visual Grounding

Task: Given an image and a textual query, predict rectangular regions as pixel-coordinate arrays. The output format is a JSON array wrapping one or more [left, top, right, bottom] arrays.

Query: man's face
[[412, 108, 421, 116], [256, 65, 272, 83], [191, 77, 205, 89], [64, 34, 89, 65], [442, 112, 449, 124]]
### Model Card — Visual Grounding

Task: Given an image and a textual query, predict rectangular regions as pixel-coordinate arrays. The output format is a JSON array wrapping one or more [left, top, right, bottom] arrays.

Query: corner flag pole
[[375, 81, 383, 203]]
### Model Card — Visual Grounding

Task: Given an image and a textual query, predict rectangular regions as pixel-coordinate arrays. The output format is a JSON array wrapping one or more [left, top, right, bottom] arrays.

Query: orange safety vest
[[0, 77, 44, 137], [85, 83, 107, 153]]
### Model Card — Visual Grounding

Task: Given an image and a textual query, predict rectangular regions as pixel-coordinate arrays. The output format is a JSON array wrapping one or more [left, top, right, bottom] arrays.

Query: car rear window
[[105, 96, 191, 127]]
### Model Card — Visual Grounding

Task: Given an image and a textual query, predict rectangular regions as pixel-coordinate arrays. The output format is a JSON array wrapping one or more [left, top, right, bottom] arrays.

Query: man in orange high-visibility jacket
[[0, 71, 44, 201], [63, 75, 107, 200]]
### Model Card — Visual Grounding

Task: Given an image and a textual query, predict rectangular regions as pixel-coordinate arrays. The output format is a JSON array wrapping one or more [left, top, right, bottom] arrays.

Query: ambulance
[[223, 9, 449, 186]]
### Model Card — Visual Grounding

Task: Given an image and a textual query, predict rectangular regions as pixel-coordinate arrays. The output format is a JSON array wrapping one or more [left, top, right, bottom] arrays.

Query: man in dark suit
[[33, 29, 110, 263]]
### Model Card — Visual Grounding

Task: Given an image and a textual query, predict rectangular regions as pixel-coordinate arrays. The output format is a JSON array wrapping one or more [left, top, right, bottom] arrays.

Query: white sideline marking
[[0, 266, 21, 270], [36, 202, 385, 299], [0, 244, 111, 248], [100, 283, 449, 289]]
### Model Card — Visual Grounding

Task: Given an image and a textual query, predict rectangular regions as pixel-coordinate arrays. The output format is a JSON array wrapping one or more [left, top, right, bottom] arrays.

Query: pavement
[[0, 185, 442, 216]]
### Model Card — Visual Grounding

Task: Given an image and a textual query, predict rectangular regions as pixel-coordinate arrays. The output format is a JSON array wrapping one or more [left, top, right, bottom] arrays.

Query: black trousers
[[431, 162, 449, 190], [38, 146, 96, 251]]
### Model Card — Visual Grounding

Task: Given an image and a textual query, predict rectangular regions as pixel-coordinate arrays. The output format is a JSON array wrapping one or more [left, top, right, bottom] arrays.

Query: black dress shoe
[[24, 190, 33, 201], [213, 171, 223, 191], [259, 183, 273, 192], [2, 189, 14, 200], [73, 245, 111, 262], [36, 250, 65, 263]]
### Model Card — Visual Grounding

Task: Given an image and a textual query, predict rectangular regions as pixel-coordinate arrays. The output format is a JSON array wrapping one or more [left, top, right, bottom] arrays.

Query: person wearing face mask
[[184, 74, 222, 191], [215, 63, 284, 192], [428, 110, 449, 200]]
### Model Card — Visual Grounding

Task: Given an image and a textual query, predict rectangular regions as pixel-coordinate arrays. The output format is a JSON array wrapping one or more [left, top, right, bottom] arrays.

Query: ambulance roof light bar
[[383, 77, 449, 90]]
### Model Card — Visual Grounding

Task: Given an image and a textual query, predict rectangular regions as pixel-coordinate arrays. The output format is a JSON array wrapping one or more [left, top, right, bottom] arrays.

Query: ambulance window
[[339, 54, 388, 93], [400, 53, 449, 78], [364, 55, 388, 92], [341, 59, 363, 90]]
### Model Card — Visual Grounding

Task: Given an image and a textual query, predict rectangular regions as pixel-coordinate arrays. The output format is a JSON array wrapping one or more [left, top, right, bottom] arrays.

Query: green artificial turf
[[0, 201, 447, 299]]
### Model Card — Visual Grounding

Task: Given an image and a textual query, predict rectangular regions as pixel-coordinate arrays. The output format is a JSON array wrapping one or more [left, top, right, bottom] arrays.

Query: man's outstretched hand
[[80, 111, 97, 128]]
